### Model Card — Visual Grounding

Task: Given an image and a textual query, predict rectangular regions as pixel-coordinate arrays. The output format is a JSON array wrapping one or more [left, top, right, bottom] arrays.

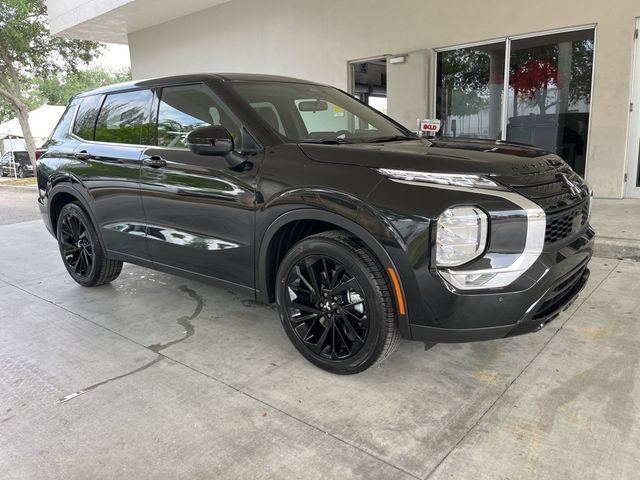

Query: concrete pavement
[[0, 195, 639, 478], [591, 198, 640, 260]]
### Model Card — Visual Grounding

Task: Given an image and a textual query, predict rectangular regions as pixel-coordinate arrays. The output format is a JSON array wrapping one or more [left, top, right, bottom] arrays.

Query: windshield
[[231, 82, 415, 144]]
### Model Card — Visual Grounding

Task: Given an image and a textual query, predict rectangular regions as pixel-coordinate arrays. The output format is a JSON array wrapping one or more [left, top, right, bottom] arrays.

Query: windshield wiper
[[298, 138, 354, 144], [364, 135, 420, 143]]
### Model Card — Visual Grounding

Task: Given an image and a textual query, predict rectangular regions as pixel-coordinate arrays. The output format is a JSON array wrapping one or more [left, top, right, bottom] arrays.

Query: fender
[[45, 173, 106, 247], [256, 203, 418, 338]]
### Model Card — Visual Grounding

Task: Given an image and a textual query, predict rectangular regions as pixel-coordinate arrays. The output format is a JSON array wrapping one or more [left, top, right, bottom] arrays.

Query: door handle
[[142, 156, 167, 168], [74, 151, 92, 161]]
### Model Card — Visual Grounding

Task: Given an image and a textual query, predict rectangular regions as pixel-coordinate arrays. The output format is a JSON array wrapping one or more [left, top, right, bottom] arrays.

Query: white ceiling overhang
[[47, 0, 232, 44]]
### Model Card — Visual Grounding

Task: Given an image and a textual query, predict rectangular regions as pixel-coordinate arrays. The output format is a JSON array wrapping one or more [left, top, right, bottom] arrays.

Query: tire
[[0, 169, 4, 177], [56, 202, 123, 287], [276, 230, 400, 374]]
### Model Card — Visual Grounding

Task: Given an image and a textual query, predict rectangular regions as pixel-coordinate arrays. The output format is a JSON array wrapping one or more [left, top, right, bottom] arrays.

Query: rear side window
[[49, 100, 80, 142], [95, 90, 152, 145], [72, 95, 102, 140]]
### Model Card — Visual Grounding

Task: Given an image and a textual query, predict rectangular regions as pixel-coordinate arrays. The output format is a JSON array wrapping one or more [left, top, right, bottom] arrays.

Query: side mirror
[[186, 125, 234, 156]]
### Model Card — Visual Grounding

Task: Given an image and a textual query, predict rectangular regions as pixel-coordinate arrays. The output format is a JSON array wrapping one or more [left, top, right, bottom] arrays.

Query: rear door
[[139, 82, 259, 289], [73, 89, 153, 259]]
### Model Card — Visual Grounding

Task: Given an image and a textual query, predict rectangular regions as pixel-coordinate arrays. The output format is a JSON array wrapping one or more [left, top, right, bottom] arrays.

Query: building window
[[436, 28, 595, 175]]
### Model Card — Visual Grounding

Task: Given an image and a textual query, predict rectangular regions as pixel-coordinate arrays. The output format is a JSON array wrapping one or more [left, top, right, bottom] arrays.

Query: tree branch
[[0, 86, 21, 107]]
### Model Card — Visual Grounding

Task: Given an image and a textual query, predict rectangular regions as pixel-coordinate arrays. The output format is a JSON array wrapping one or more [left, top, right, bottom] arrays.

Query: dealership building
[[47, 0, 640, 198]]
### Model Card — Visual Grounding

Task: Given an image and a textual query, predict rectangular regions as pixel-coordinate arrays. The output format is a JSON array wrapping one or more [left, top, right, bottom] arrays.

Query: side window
[[50, 99, 80, 142], [156, 84, 242, 150], [95, 90, 152, 145], [72, 95, 102, 140]]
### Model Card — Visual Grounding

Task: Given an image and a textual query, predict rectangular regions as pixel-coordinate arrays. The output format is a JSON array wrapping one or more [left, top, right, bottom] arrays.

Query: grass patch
[[0, 177, 37, 186]]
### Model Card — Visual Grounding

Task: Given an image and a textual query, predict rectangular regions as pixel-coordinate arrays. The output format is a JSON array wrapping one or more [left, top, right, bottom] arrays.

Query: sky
[[90, 43, 131, 71]]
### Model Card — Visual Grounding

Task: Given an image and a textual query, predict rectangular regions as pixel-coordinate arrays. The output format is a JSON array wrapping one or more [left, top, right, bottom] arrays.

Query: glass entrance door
[[627, 19, 640, 198], [507, 30, 594, 176], [435, 28, 595, 177]]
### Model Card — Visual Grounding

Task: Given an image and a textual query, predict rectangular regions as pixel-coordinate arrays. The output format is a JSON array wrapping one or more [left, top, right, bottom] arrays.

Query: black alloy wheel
[[276, 230, 400, 374], [56, 202, 123, 287], [59, 212, 94, 278], [284, 255, 370, 360]]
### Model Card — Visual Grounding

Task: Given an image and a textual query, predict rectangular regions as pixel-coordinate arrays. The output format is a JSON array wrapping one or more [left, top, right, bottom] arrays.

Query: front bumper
[[407, 226, 594, 343]]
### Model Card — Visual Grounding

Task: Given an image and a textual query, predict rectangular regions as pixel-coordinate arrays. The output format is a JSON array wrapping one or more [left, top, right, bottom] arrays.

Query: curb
[[594, 236, 640, 261]]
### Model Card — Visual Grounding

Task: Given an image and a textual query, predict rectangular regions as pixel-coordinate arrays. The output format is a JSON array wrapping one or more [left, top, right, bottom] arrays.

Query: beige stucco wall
[[128, 0, 640, 197]]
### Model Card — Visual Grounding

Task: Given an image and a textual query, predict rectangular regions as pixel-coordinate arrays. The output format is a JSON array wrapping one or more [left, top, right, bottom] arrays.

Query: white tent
[[0, 105, 66, 147]]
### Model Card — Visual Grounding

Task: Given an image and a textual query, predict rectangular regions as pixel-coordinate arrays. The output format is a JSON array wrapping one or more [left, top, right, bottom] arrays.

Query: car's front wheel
[[276, 231, 400, 374], [56, 202, 123, 287]]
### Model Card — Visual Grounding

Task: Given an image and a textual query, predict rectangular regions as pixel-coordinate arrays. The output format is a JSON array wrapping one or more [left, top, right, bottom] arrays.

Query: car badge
[[560, 174, 582, 197]]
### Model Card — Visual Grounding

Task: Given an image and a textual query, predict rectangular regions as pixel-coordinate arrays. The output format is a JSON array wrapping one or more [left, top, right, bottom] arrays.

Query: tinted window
[[13, 152, 30, 165], [95, 90, 152, 145], [156, 84, 242, 149], [50, 100, 80, 142], [73, 95, 102, 140]]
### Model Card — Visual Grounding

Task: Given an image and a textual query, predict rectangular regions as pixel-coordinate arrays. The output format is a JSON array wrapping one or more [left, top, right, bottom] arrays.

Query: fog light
[[436, 206, 488, 267]]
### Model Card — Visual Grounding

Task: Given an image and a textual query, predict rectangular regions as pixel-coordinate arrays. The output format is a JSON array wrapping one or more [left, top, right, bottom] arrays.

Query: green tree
[[35, 67, 131, 106], [0, 0, 102, 165]]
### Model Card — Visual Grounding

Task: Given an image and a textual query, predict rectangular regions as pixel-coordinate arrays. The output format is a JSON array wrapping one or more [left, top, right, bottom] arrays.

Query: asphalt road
[[1, 192, 639, 479], [0, 187, 40, 225]]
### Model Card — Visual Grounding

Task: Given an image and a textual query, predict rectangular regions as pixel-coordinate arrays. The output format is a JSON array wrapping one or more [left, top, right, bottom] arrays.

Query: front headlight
[[375, 169, 507, 190], [436, 206, 488, 267]]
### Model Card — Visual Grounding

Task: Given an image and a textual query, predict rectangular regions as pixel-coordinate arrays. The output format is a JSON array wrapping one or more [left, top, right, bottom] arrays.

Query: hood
[[298, 137, 564, 176]]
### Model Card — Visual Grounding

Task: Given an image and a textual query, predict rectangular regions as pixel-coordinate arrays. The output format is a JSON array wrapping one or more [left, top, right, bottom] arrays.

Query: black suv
[[1, 150, 34, 177], [37, 74, 594, 374]]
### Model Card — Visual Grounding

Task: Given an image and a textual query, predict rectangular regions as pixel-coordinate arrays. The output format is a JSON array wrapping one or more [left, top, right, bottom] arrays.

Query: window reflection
[[156, 84, 242, 150], [507, 30, 594, 175], [436, 43, 505, 140], [94, 90, 152, 145], [436, 29, 595, 176]]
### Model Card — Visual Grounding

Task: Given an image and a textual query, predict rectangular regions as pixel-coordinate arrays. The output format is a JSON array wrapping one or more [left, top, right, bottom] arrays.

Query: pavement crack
[[57, 356, 163, 404], [147, 285, 203, 353], [57, 285, 203, 404]]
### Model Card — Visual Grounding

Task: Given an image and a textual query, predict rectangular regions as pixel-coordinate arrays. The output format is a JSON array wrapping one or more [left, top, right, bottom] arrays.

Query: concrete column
[[488, 49, 505, 139]]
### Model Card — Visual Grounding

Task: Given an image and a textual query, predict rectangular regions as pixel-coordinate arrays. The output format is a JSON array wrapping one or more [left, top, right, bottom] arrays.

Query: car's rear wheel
[[276, 230, 400, 374], [56, 202, 123, 287]]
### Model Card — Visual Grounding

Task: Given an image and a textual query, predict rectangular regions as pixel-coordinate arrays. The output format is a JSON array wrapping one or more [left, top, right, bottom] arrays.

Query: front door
[[627, 18, 640, 198], [140, 83, 259, 290]]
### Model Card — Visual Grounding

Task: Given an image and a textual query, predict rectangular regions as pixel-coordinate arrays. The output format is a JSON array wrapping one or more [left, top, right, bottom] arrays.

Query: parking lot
[[1, 187, 639, 479]]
